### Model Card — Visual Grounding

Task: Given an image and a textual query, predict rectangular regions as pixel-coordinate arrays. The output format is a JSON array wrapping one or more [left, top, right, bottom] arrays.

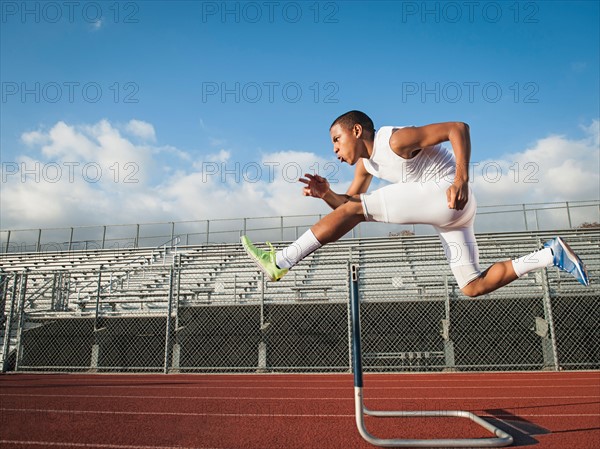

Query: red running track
[[1, 371, 599, 449]]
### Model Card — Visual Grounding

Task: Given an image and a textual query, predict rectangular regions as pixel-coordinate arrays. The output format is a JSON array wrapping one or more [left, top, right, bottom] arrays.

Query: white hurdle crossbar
[[349, 264, 514, 448]]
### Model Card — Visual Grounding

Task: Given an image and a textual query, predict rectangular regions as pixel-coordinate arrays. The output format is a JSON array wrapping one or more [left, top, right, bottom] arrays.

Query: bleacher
[[1, 228, 598, 373], [1, 228, 598, 312]]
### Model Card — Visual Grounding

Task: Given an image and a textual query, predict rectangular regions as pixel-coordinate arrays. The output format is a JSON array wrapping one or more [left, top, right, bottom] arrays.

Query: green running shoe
[[240, 235, 289, 281]]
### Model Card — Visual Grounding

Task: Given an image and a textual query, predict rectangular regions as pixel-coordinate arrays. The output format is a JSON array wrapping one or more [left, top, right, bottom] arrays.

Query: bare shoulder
[[389, 126, 421, 157], [389, 123, 459, 155]]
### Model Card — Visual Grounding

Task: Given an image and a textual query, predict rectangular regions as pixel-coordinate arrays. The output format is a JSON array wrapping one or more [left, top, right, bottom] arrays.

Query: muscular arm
[[322, 160, 372, 209], [389, 122, 471, 209]]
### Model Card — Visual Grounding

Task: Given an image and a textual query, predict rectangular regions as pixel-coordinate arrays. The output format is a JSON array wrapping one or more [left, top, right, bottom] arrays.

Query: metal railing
[[1, 200, 599, 254]]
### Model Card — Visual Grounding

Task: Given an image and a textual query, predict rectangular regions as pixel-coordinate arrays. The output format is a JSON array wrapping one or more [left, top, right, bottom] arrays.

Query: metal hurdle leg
[[349, 264, 513, 448]]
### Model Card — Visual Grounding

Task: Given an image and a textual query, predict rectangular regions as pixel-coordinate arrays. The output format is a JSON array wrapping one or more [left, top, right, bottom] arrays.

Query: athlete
[[241, 110, 589, 296]]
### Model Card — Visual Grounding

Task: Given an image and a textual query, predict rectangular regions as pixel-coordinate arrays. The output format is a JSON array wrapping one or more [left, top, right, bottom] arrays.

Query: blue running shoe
[[543, 237, 589, 286]]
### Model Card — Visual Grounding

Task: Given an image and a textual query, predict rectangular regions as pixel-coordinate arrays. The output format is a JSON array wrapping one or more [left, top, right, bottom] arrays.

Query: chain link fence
[[1, 229, 599, 373]]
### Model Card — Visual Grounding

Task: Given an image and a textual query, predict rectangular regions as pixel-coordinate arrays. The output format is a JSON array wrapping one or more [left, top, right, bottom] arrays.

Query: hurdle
[[349, 264, 514, 447]]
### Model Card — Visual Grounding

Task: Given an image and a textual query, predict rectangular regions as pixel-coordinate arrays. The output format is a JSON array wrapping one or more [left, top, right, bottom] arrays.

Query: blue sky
[[1, 1, 599, 230]]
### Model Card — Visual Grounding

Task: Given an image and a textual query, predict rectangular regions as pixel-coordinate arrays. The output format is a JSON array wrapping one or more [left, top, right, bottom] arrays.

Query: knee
[[342, 196, 365, 217], [460, 280, 483, 298]]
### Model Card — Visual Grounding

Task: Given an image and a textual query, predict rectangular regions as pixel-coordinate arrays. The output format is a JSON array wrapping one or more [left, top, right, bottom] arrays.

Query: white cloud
[[259, 150, 344, 217], [581, 119, 599, 147], [472, 122, 599, 205], [1, 120, 343, 230], [207, 149, 231, 163], [36, 121, 96, 160], [125, 119, 156, 142], [470, 120, 599, 230], [21, 130, 50, 147], [2, 118, 598, 235]]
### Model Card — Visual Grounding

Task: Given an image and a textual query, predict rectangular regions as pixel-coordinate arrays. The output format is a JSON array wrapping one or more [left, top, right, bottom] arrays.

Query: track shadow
[[552, 426, 600, 435], [485, 409, 551, 447], [500, 399, 600, 412]]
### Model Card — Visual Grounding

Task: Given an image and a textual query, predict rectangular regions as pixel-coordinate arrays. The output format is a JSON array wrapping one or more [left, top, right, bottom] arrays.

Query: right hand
[[299, 173, 330, 198]]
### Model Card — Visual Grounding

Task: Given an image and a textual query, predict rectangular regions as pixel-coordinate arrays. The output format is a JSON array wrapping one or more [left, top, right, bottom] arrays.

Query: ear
[[353, 124, 363, 138]]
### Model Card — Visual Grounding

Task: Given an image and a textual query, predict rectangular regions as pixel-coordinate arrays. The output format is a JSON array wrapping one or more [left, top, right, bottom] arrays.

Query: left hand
[[299, 173, 330, 199], [446, 180, 469, 210]]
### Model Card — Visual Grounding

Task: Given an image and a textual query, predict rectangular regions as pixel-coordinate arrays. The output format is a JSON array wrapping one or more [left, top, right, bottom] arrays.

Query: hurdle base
[[354, 387, 513, 448]]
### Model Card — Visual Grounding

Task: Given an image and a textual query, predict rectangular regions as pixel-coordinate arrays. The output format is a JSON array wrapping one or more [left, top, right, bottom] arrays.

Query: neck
[[364, 136, 375, 158]]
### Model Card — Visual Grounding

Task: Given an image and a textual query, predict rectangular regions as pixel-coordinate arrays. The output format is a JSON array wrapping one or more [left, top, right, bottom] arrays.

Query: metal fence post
[[347, 272, 353, 372], [566, 201, 572, 228], [0, 274, 7, 323], [36, 229, 42, 252], [540, 266, 560, 371], [522, 204, 528, 230], [164, 266, 175, 374], [442, 275, 456, 371], [346, 257, 354, 373], [258, 272, 268, 372], [68, 227, 74, 251], [171, 261, 182, 373], [4, 230, 11, 253], [94, 269, 103, 329], [1, 274, 19, 372], [90, 267, 103, 371], [14, 272, 28, 371], [135, 224, 140, 248]]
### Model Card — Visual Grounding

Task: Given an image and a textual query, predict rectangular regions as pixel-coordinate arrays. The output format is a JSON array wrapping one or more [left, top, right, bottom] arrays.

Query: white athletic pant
[[360, 179, 481, 288]]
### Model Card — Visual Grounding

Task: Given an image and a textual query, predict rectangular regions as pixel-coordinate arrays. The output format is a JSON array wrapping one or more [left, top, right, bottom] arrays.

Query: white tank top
[[362, 126, 456, 183]]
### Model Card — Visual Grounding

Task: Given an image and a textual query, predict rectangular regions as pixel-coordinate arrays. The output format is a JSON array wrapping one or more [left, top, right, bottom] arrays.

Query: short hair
[[330, 110, 375, 136]]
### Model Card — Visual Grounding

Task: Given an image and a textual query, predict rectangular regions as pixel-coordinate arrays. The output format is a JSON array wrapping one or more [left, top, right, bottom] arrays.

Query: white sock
[[511, 247, 554, 278], [276, 229, 322, 269]]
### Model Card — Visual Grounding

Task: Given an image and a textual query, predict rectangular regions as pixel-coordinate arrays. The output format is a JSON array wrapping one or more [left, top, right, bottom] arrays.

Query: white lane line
[[0, 441, 217, 449], [0, 407, 353, 418], [1, 393, 599, 401], [2, 408, 599, 419], [9, 384, 590, 390]]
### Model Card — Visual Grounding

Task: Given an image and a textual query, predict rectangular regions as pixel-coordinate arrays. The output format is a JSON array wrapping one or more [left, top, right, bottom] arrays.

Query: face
[[330, 123, 363, 165]]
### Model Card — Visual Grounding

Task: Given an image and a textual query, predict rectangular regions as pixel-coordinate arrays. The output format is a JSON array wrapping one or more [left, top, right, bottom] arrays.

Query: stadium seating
[[1, 228, 598, 372], [1, 228, 597, 311]]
